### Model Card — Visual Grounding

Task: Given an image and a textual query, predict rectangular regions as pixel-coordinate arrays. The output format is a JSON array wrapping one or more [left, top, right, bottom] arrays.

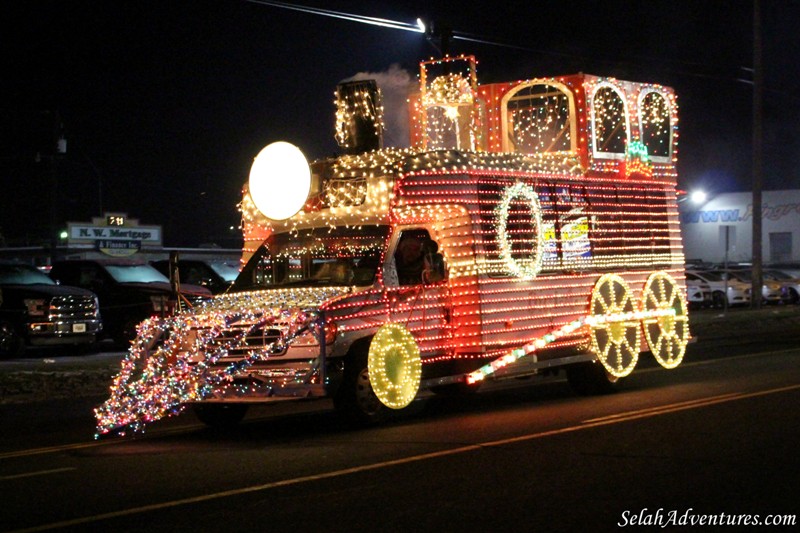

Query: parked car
[[711, 269, 788, 305], [49, 259, 211, 345], [686, 270, 751, 308], [0, 260, 102, 358], [763, 269, 800, 305], [766, 262, 800, 278], [150, 259, 239, 295], [684, 272, 712, 309]]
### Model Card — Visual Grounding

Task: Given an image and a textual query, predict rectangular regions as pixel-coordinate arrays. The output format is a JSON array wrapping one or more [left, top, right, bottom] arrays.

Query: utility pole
[[751, 0, 763, 309], [38, 111, 66, 264]]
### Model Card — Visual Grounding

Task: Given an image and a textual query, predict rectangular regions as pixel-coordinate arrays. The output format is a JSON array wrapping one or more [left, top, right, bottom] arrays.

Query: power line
[[245, 0, 784, 91], [244, 0, 423, 33]]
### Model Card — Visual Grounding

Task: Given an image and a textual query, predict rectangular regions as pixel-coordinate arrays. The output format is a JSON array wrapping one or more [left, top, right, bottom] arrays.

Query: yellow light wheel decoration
[[641, 271, 690, 369], [589, 274, 641, 378], [368, 323, 422, 409]]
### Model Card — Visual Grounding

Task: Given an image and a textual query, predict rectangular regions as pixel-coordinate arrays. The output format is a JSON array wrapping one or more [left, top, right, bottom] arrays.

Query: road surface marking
[[581, 392, 744, 423], [1, 467, 76, 480], [9, 382, 800, 533], [581, 386, 799, 424], [2, 346, 798, 462]]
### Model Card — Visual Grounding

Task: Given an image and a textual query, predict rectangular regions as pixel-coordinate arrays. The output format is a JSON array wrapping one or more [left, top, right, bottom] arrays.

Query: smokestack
[[334, 79, 384, 155]]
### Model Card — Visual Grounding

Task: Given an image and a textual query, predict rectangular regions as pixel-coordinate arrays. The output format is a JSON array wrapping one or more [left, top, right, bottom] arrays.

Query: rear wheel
[[0, 321, 24, 359], [193, 403, 249, 429], [641, 272, 689, 369]]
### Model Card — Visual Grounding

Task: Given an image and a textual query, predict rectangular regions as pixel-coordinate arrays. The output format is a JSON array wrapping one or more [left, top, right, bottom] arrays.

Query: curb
[[2, 306, 799, 405]]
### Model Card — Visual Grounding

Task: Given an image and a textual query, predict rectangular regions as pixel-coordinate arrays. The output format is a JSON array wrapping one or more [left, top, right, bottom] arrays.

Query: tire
[[789, 288, 800, 305], [0, 321, 24, 359], [193, 403, 248, 429], [566, 361, 620, 395], [333, 344, 388, 426], [711, 291, 726, 309]]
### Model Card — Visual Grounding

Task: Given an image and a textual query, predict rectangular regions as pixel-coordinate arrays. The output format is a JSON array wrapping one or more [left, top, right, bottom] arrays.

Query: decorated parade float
[[95, 55, 689, 436]]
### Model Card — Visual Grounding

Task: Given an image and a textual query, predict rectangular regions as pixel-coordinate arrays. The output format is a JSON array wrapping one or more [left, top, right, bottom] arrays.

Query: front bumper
[[27, 319, 102, 346]]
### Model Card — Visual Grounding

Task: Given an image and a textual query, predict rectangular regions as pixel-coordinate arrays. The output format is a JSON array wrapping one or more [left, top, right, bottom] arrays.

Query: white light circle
[[248, 141, 311, 220], [496, 182, 544, 280]]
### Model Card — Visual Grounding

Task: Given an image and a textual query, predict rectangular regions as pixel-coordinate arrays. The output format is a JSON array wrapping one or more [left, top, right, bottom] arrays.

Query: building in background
[[679, 190, 799, 265]]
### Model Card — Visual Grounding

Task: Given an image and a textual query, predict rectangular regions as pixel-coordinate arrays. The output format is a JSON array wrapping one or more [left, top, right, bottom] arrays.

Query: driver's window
[[390, 229, 447, 286]]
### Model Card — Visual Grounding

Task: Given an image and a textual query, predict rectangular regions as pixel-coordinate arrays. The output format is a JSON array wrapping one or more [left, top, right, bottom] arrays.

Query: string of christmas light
[[418, 55, 481, 151], [368, 322, 422, 409], [495, 182, 545, 279], [506, 83, 572, 154], [98, 58, 689, 429], [466, 303, 678, 385], [95, 287, 351, 437], [334, 82, 385, 149], [639, 90, 673, 159]]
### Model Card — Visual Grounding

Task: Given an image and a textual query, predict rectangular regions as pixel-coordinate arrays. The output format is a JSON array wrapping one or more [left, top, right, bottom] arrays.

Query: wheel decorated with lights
[[368, 323, 422, 410], [588, 274, 641, 378], [641, 271, 689, 369], [496, 182, 544, 280]]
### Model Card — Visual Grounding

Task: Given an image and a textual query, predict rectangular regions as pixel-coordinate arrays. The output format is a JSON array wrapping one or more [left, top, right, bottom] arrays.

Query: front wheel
[[334, 347, 388, 426]]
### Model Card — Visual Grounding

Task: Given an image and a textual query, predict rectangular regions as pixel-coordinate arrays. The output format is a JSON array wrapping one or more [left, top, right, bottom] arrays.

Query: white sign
[[67, 223, 162, 245]]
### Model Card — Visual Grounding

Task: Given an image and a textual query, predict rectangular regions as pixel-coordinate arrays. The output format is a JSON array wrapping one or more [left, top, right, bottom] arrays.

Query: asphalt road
[[1, 306, 799, 532]]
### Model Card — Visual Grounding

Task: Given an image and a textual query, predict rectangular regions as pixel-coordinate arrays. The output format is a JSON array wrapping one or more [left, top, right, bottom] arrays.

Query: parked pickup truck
[[49, 259, 211, 345], [150, 258, 238, 295], [0, 261, 102, 358]]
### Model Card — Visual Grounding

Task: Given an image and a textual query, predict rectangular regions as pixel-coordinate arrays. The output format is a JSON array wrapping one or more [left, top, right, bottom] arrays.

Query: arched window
[[591, 85, 628, 157], [639, 90, 672, 160], [501, 82, 574, 154]]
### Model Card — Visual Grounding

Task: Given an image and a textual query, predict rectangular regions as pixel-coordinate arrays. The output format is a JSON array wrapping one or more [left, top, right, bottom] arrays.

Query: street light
[[690, 190, 707, 204]]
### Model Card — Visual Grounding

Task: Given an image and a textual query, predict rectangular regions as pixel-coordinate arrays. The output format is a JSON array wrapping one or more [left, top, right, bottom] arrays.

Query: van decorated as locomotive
[[96, 56, 689, 436]]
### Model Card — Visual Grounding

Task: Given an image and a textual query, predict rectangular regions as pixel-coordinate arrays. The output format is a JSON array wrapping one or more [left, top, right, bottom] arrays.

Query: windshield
[[207, 262, 240, 282], [696, 271, 722, 282], [0, 264, 56, 285], [234, 225, 389, 291], [726, 270, 751, 282], [765, 270, 792, 280], [104, 264, 170, 283]]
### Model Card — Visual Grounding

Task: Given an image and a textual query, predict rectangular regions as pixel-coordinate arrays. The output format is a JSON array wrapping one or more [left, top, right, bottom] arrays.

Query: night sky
[[1, 0, 798, 248]]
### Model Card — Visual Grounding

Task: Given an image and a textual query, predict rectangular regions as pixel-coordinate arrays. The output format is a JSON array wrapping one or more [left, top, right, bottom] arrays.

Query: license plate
[[73, 323, 87, 333]]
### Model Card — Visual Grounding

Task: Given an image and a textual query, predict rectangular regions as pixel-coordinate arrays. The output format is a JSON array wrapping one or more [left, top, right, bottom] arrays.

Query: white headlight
[[248, 141, 311, 221]]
